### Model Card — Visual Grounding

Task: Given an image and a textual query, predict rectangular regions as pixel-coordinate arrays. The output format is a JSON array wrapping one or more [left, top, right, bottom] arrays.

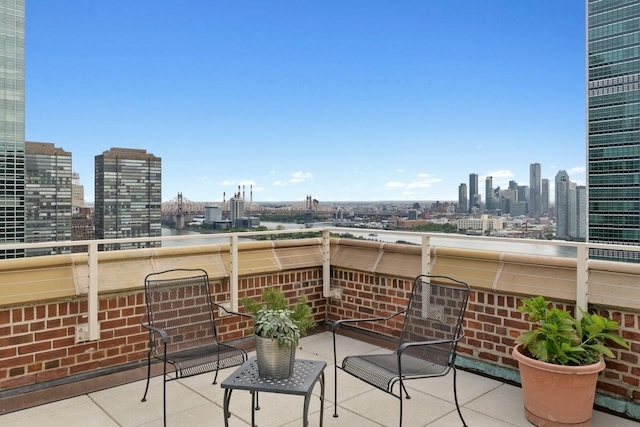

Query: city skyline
[[25, 1, 586, 203]]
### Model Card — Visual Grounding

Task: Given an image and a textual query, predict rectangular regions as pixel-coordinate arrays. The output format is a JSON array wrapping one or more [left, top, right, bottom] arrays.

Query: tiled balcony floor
[[0, 332, 636, 427]]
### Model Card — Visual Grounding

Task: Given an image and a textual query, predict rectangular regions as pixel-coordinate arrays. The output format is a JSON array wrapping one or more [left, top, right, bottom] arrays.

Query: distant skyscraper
[[230, 196, 245, 226], [555, 170, 570, 238], [541, 179, 550, 215], [94, 148, 161, 250], [458, 183, 468, 213], [517, 185, 529, 211], [0, 1, 25, 258], [72, 172, 85, 211], [530, 163, 542, 216], [469, 173, 479, 211], [576, 186, 587, 240], [587, 0, 640, 261], [485, 176, 493, 210], [24, 142, 72, 256]]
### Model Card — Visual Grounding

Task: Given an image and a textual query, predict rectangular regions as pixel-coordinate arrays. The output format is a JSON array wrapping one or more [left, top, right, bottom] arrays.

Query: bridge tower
[[175, 192, 185, 229]]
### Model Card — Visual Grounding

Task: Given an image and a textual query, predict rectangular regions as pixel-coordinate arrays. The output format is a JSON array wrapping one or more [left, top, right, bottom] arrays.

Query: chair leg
[[452, 366, 468, 427], [163, 359, 167, 427], [332, 333, 339, 418], [141, 350, 152, 402], [399, 387, 404, 427], [212, 367, 219, 385], [400, 382, 411, 399]]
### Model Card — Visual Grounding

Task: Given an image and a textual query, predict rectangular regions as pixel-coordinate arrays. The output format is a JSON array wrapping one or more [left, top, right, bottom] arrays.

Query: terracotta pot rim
[[512, 344, 606, 375]]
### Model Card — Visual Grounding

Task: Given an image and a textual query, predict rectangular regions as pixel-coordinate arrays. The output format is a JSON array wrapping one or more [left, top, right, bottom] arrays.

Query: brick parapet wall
[[327, 269, 640, 406], [0, 268, 324, 394]]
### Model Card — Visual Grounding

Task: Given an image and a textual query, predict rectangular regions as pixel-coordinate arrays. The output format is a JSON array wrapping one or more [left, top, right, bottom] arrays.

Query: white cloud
[[567, 166, 586, 175], [385, 181, 405, 188], [406, 177, 442, 189], [291, 171, 313, 180]]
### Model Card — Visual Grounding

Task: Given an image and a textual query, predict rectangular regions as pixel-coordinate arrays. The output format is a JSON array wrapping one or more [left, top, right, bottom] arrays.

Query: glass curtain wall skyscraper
[[587, 0, 640, 261], [24, 142, 72, 256], [0, 0, 25, 258], [95, 148, 162, 251], [529, 163, 542, 216]]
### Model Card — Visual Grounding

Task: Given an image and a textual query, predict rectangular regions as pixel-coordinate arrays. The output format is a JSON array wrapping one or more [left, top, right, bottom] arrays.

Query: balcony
[[1, 228, 639, 424], [1, 332, 638, 427]]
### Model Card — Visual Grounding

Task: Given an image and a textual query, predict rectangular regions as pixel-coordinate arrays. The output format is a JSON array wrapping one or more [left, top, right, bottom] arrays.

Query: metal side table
[[221, 356, 326, 427]]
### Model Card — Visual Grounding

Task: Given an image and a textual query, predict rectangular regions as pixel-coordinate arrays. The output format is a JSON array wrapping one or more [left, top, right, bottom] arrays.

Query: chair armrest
[[331, 309, 406, 331], [140, 323, 170, 343], [210, 301, 252, 319], [397, 331, 465, 355]]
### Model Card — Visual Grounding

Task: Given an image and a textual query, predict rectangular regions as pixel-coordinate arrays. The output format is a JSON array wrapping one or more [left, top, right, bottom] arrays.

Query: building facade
[[485, 176, 493, 211], [555, 170, 570, 238], [458, 183, 468, 213], [24, 142, 72, 256], [71, 172, 85, 212], [94, 148, 161, 250], [0, 0, 25, 258], [469, 173, 479, 212], [541, 178, 550, 215], [587, 0, 640, 261], [529, 163, 542, 216]]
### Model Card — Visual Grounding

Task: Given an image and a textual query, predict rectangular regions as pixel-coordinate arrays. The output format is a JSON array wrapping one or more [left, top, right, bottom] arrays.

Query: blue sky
[[25, 1, 586, 204]]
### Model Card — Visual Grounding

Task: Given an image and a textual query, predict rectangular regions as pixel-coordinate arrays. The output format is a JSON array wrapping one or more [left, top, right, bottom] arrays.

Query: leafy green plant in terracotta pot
[[242, 287, 315, 379], [512, 296, 629, 427]]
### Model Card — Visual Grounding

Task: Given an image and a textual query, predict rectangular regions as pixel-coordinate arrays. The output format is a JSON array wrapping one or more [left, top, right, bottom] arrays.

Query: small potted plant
[[242, 287, 315, 379], [512, 296, 629, 427]]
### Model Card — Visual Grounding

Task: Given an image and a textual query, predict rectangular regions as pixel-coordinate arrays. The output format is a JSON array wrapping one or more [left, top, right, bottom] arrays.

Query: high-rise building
[[230, 195, 245, 226], [541, 178, 550, 215], [576, 185, 587, 240], [71, 172, 85, 211], [530, 163, 542, 216], [587, 0, 640, 261], [469, 173, 479, 211], [485, 176, 493, 211], [555, 170, 570, 238], [458, 183, 468, 214], [568, 181, 578, 238], [24, 142, 72, 256], [517, 185, 529, 211], [0, 1, 25, 258], [94, 148, 161, 250]]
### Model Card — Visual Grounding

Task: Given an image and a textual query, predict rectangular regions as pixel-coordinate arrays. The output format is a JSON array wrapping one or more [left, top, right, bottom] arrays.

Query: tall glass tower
[[95, 148, 162, 251], [0, 0, 25, 258], [587, 0, 640, 261], [529, 163, 542, 216]]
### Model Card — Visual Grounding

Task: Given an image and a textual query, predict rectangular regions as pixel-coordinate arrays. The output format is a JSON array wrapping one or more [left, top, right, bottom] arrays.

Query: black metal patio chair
[[331, 274, 470, 427], [140, 268, 247, 426]]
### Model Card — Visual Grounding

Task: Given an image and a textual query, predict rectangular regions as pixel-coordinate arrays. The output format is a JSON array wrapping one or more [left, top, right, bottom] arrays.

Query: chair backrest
[[398, 275, 470, 367], [143, 268, 219, 356]]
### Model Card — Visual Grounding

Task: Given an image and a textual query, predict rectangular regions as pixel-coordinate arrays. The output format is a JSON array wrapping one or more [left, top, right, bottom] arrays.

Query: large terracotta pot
[[512, 344, 605, 427]]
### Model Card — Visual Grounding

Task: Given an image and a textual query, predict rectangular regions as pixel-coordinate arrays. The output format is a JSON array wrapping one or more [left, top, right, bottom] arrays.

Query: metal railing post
[[322, 229, 338, 298], [576, 244, 589, 319], [88, 241, 99, 340], [230, 235, 239, 311], [421, 235, 431, 276]]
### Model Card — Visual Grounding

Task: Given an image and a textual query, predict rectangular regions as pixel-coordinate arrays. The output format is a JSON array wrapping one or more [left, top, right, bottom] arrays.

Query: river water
[[162, 223, 576, 258]]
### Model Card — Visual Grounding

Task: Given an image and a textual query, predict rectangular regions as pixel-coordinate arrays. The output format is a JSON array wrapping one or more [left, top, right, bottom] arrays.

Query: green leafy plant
[[516, 296, 629, 366], [242, 287, 316, 348]]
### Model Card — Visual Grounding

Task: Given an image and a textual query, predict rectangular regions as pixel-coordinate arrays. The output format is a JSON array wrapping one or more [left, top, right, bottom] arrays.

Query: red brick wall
[[1, 266, 636, 407], [326, 269, 640, 405], [0, 268, 324, 393]]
